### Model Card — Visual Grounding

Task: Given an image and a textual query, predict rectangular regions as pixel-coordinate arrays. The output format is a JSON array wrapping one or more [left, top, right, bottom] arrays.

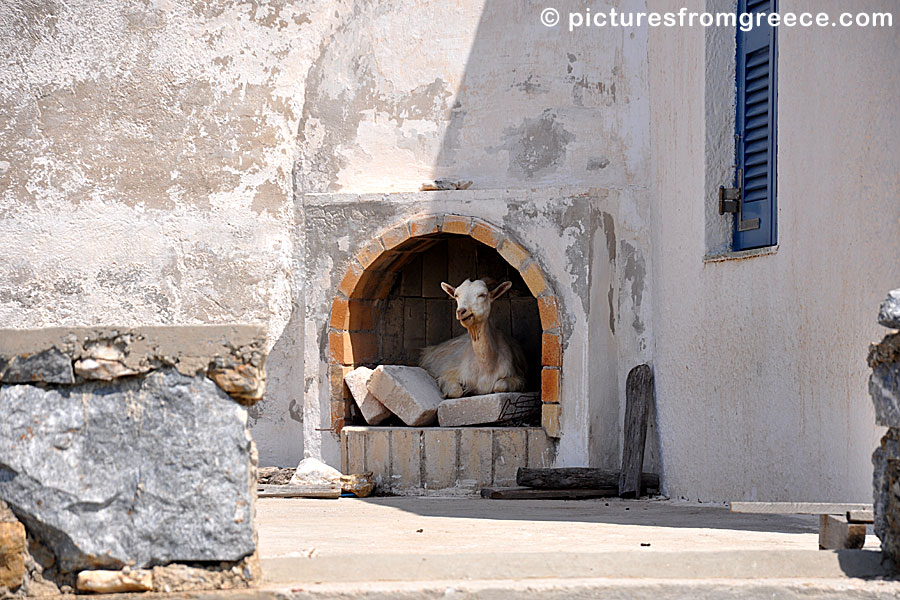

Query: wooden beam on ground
[[517, 467, 659, 491], [480, 487, 619, 500], [257, 484, 341, 499], [729, 502, 872, 515], [819, 515, 866, 550], [619, 364, 653, 498]]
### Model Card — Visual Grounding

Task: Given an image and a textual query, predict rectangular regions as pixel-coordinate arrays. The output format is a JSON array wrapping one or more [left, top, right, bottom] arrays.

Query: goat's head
[[441, 279, 512, 327]]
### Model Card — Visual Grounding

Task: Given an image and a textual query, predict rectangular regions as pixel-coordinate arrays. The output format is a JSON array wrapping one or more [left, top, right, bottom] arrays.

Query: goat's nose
[[456, 308, 466, 317]]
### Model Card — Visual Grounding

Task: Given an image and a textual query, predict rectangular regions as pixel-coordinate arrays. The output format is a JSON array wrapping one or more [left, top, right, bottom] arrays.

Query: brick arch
[[328, 214, 562, 437]]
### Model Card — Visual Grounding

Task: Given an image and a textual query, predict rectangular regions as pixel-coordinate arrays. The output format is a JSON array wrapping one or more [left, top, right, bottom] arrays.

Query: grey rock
[[869, 333, 900, 428], [880, 289, 900, 330], [1, 348, 73, 384], [0, 369, 254, 574], [872, 428, 900, 567]]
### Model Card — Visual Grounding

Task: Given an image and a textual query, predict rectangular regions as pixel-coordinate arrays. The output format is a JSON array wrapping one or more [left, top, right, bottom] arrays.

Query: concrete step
[[260, 549, 890, 585]]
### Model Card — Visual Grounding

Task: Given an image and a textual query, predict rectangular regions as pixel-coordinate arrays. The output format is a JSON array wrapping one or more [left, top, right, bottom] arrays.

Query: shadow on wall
[[430, 1, 626, 187]]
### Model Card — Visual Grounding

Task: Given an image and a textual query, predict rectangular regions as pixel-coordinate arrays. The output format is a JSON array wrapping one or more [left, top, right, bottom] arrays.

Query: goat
[[420, 279, 527, 398]]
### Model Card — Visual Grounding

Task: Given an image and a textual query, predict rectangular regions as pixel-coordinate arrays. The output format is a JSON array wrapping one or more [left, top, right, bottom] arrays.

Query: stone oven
[[302, 189, 632, 493]]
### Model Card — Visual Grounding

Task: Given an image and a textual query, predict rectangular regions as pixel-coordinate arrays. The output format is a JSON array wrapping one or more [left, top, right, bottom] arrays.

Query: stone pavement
[[251, 496, 900, 599]]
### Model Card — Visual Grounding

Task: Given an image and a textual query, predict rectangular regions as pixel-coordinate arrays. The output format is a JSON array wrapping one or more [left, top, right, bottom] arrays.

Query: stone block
[[0, 518, 26, 590], [0, 347, 73, 384], [390, 429, 422, 489], [437, 392, 541, 427], [873, 428, 900, 565], [458, 429, 493, 489], [344, 367, 392, 425], [879, 289, 900, 329], [527, 428, 556, 468], [367, 366, 443, 426], [0, 369, 255, 574], [364, 429, 391, 488], [423, 429, 458, 489], [492, 429, 527, 486], [869, 333, 900, 428]]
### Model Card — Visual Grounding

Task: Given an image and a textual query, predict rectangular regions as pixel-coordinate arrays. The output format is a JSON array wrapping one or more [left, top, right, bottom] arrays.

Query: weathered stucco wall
[[0, 1, 339, 466], [0, 0, 655, 470], [296, 0, 651, 193], [648, 0, 900, 502]]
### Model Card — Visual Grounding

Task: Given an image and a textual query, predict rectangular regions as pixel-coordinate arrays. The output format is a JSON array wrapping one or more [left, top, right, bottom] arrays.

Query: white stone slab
[[344, 366, 392, 425], [437, 392, 541, 427], [366, 366, 443, 426]]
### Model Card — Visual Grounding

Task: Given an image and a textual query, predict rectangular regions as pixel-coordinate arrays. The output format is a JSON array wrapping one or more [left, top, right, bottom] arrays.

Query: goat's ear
[[440, 282, 456, 297], [490, 281, 513, 300]]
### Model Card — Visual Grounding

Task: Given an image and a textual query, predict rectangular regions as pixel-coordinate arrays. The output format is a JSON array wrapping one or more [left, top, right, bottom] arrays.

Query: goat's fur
[[420, 279, 527, 398]]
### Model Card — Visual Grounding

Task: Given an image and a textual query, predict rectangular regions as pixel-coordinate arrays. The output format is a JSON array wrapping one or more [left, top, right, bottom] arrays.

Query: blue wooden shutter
[[734, 0, 777, 250]]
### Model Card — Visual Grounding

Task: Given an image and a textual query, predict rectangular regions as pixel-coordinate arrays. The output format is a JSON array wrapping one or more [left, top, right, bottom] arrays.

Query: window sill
[[703, 244, 779, 264]]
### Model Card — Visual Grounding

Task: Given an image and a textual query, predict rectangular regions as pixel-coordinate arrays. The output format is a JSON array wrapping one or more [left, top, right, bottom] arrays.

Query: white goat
[[420, 279, 527, 398]]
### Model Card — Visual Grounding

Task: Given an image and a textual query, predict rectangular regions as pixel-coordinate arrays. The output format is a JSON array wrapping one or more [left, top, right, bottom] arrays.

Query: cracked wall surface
[[0, 0, 655, 470]]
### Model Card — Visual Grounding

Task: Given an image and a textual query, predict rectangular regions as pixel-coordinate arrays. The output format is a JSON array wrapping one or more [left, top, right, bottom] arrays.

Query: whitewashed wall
[[648, 0, 900, 502]]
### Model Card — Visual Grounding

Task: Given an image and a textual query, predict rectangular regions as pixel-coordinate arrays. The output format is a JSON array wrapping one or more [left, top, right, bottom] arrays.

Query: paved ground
[[251, 496, 900, 598]]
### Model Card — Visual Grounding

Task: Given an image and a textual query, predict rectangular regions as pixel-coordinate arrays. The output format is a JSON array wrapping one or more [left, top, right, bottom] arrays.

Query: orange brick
[[541, 367, 560, 404], [542, 404, 561, 438], [338, 261, 364, 297], [329, 364, 353, 400], [348, 300, 377, 331], [410, 215, 440, 237], [356, 268, 390, 299], [381, 223, 411, 250], [330, 330, 379, 365], [537, 295, 560, 331], [520, 260, 548, 297], [356, 238, 385, 269], [330, 295, 350, 329], [440, 214, 472, 235], [541, 333, 562, 367], [470, 220, 502, 248], [497, 238, 529, 269]]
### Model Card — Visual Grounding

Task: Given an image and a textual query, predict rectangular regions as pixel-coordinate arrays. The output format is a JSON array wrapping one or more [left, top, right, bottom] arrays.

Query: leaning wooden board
[[481, 487, 619, 500]]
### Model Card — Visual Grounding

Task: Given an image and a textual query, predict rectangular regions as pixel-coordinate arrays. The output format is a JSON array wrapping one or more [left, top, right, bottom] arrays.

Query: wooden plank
[[379, 299, 405, 364], [729, 502, 872, 515], [257, 484, 341, 499], [847, 509, 875, 523], [425, 298, 453, 346], [819, 514, 866, 550], [517, 467, 659, 491], [619, 364, 653, 498], [403, 298, 426, 358], [481, 487, 618, 500], [421, 240, 448, 298], [400, 254, 423, 297]]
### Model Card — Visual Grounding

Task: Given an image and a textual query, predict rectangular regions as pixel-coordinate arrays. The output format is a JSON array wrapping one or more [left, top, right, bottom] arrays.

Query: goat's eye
[[478, 293, 487, 298]]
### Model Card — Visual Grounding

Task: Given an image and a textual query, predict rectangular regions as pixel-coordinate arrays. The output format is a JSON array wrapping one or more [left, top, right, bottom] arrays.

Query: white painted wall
[[648, 0, 900, 502]]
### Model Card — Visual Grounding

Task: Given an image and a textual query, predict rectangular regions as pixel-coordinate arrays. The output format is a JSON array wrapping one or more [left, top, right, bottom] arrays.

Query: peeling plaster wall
[[648, 0, 900, 502], [1, 0, 656, 469], [295, 0, 651, 193], [294, 0, 656, 469], [0, 0, 334, 467]]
